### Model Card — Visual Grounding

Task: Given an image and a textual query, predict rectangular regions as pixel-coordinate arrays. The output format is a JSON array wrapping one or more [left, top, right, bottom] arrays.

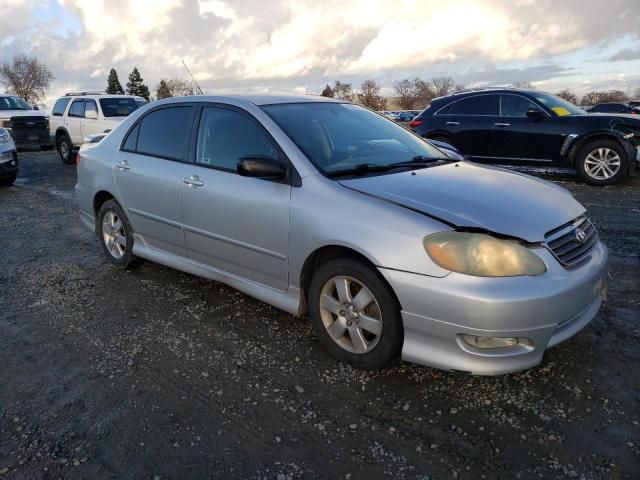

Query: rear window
[[99, 98, 140, 118], [135, 106, 193, 160], [52, 97, 70, 116]]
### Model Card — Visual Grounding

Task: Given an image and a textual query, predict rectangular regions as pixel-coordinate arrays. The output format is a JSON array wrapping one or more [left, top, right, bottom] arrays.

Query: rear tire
[[576, 139, 628, 186], [57, 133, 75, 165], [97, 200, 136, 269], [308, 258, 403, 369]]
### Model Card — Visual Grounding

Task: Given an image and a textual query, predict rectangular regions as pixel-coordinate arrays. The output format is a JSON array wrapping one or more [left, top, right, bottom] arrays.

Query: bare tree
[[452, 83, 466, 93], [580, 90, 629, 106], [394, 79, 417, 109], [413, 79, 435, 108], [0, 54, 53, 107], [555, 89, 578, 105], [358, 80, 386, 111], [333, 81, 354, 102], [321, 84, 334, 97], [155, 77, 195, 99], [633, 87, 640, 99], [512, 81, 534, 89], [430, 76, 454, 97]]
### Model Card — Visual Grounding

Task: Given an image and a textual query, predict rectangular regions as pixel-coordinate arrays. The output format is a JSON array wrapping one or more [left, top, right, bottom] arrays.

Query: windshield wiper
[[327, 157, 454, 178], [327, 163, 394, 178]]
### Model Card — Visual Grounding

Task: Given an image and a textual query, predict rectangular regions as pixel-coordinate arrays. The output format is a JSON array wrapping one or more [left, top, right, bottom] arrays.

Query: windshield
[[532, 92, 586, 117], [99, 97, 140, 117], [0, 96, 32, 111], [262, 103, 446, 175]]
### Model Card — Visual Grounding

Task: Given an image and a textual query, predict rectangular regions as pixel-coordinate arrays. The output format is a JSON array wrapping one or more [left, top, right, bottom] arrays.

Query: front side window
[[85, 100, 98, 117], [136, 106, 192, 160], [448, 95, 499, 115], [196, 107, 277, 170], [0, 96, 31, 111], [500, 95, 540, 117], [52, 97, 71, 116], [99, 98, 140, 117], [262, 102, 446, 175], [68, 100, 85, 117]]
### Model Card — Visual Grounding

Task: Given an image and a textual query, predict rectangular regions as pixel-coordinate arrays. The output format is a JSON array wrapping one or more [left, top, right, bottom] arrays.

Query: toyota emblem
[[575, 228, 587, 243]]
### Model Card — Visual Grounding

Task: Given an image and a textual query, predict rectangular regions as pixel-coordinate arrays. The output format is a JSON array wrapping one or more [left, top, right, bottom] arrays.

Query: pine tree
[[126, 67, 150, 100], [156, 79, 172, 99], [105, 68, 124, 94], [321, 84, 334, 98]]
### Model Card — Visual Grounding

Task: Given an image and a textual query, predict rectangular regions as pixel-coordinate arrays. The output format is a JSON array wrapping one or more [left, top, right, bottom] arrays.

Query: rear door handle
[[494, 122, 511, 127], [445, 121, 460, 126], [183, 175, 204, 188], [115, 160, 131, 170]]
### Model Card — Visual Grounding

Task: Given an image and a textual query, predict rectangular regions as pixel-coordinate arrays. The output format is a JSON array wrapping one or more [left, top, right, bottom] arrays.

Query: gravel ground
[[1, 151, 638, 480]]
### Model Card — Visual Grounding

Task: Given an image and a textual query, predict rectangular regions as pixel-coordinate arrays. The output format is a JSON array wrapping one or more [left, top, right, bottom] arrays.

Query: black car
[[410, 88, 640, 185], [589, 102, 640, 115]]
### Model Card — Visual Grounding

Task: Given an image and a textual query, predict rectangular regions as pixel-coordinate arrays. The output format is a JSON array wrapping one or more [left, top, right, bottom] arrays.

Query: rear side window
[[500, 95, 540, 117], [136, 106, 193, 160], [195, 107, 277, 171], [446, 95, 499, 115], [85, 100, 98, 117], [52, 97, 70, 116], [68, 100, 85, 118]]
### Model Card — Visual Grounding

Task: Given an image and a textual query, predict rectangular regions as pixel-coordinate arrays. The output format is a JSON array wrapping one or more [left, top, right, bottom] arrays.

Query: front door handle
[[115, 160, 131, 170], [445, 121, 460, 126], [494, 122, 511, 127], [183, 175, 204, 188]]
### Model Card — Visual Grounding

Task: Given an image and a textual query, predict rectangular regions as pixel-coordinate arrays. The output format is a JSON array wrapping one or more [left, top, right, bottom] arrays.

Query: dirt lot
[[1, 151, 639, 480]]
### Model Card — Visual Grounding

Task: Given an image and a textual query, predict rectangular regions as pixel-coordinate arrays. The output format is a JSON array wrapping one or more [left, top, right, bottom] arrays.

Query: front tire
[[97, 200, 136, 268], [576, 139, 628, 186], [308, 258, 403, 369], [57, 133, 74, 165]]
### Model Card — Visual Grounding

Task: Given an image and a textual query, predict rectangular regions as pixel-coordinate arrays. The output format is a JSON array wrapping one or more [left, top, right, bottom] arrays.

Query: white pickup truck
[[0, 94, 53, 150], [49, 92, 148, 164]]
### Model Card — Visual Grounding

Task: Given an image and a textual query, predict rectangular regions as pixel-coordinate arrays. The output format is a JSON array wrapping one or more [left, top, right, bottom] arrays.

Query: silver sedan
[[75, 94, 608, 375]]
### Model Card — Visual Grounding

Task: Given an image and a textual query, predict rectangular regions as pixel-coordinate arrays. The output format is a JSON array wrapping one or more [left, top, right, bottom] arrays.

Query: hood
[[586, 113, 640, 124], [339, 162, 585, 243], [0, 110, 46, 119]]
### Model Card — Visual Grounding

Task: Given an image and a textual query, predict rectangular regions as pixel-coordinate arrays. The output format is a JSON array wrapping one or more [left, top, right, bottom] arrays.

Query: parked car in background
[[76, 94, 608, 375], [49, 92, 148, 164], [380, 111, 400, 121], [396, 111, 416, 122], [588, 102, 639, 115], [410, 88, 640, 185], [0, 127, 18, 185], [629, 100, 640, 109], [0, 94, 53, 150]]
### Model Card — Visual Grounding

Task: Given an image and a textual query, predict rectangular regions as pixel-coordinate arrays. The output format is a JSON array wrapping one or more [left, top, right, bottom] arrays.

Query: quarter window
[[445, 95, 499, 115], [68, 100, 85, 118], [195, 107, 278, 171], [500, 95, 540, 117], [52, 97, 71, 116], [136, 106, 193, 160]]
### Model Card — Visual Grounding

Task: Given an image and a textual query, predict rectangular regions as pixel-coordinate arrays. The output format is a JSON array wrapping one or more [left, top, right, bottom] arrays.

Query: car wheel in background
[[57, 133, 74, 165], [97, 199, 136, 269], [308, 258, 403, 369], [0, 174, 17, 186], [576, 139, 628, 186]]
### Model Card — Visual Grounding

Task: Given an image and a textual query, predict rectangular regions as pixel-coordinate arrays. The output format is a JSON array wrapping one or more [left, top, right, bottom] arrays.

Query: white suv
[[49, 92, 148, 164]]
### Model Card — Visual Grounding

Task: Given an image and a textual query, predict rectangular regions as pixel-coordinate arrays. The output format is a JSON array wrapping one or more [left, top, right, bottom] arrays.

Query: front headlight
[[423, 231, 546, 277], [0, 128, 10, 144]]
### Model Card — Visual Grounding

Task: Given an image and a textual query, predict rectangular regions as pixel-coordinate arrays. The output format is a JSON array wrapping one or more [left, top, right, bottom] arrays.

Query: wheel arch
[[93, 190, 116, 218], [298, 244, 401, 315], [55, 126, 69, 140], [567, 132, 628, 166]]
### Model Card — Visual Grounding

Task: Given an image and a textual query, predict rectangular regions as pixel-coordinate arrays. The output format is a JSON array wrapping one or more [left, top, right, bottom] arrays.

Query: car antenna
[[182, 59, 204, 95]]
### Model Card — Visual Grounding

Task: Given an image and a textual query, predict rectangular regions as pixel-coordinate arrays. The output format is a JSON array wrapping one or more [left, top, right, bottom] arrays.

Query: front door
[[181, 105, 291, 291], [113, 105, 195, 257]]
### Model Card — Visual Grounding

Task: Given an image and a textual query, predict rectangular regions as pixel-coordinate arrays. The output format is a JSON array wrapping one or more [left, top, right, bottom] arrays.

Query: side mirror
[[526, 108, 545, 119], [237, 156, 286, 179], [85, 110, 98, 120]]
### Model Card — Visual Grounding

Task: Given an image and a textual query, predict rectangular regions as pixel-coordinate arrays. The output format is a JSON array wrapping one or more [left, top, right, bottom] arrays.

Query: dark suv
[[410, 88, 640, 185]]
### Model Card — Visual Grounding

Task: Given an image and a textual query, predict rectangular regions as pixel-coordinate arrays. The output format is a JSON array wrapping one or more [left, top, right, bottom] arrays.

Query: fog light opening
[[462, 335, 520, 349]]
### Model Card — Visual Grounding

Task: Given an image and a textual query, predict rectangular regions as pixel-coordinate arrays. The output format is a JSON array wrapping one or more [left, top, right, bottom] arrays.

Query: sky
[[1, 0, 639, 109]]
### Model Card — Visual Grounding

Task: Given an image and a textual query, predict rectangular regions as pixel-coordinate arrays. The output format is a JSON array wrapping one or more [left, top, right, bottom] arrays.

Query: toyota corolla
[[75, 94, 608, 375]]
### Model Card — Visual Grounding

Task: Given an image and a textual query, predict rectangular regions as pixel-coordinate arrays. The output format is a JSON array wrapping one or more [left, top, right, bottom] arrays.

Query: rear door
[[435, 94, 499, 158], [492, 94, 565, 161], [181, 105, 291, 291], [66, 99, 85, 145], [113, 104, 195, 257], [82, 99, 99, 139]]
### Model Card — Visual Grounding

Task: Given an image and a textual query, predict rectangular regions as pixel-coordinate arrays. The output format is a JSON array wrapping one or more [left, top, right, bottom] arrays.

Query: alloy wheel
[[584, 148, 621, 180], [318, 275, 383, 354], [102, 210, 126, 259], [60, 141, 69, 159]]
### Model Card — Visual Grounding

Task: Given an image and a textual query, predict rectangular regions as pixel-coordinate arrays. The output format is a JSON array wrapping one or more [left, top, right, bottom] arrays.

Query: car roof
[[431, 87, 548, 104], [159, 93, 341, 106]]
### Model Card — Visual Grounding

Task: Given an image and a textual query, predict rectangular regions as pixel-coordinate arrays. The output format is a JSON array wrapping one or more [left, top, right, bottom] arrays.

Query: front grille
[[545, 216, 598, 266]]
